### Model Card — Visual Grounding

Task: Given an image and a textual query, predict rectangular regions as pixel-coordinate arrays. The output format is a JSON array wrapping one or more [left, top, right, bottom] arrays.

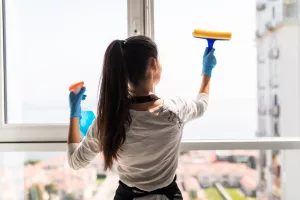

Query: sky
[[4, 0, 257, 142]]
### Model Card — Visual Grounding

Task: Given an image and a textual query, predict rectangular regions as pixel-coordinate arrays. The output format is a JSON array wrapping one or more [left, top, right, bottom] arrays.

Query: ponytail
[[98, 36, 158, 170], [98, 40, 131, 170]]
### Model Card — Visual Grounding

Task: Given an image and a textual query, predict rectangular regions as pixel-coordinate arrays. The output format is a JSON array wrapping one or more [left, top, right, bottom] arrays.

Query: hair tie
[[120, 40, 127, 48]]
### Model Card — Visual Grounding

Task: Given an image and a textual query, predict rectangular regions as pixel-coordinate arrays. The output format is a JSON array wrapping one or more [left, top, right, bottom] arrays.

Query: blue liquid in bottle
[[80, 110, 95, 136]]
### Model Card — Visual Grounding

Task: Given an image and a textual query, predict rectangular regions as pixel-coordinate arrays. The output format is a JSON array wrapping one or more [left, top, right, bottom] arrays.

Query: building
[[240, 167, 257, 197], [23, 155, 98, 200]]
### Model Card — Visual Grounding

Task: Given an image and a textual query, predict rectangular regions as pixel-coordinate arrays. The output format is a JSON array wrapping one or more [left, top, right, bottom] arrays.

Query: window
[[1, 0, 300, 199], [0, 150, 294, 200], [154, 0, 257, 139], [4, 0, 127, 124]]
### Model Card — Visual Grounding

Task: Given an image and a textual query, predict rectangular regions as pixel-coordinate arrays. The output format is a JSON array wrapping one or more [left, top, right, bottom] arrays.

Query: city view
[[0, 150, 281, 200]]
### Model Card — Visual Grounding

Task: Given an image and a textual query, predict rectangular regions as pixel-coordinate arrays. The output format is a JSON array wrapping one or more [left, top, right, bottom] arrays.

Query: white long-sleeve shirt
[[67, 93, 208, 199]]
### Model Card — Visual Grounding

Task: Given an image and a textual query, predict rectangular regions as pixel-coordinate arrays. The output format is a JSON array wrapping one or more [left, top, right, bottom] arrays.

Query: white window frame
[[0, 137, 299, 152]]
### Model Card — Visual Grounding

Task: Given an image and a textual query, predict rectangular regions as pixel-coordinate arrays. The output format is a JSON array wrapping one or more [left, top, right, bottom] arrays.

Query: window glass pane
[[0, 150, 292, 199], [154, 0, 257, 139], [4, 0, 127, 124]]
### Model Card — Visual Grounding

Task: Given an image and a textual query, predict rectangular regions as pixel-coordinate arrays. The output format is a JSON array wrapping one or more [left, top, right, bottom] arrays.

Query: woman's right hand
[[202, 47, 217, 77], [69, 87, 87, 118]]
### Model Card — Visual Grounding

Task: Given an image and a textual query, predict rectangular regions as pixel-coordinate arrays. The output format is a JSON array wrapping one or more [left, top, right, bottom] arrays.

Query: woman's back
[[67, 35, 215, 199], [119, 99, 183, 191], [118, 94, 208, 192]]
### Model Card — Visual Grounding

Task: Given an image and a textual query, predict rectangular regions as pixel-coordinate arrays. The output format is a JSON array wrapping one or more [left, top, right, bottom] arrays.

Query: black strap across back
[[130, 94, 160, 104]]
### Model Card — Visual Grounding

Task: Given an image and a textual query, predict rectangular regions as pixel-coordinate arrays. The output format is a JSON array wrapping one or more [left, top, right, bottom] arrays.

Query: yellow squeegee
[[192, 29, 232, 52]]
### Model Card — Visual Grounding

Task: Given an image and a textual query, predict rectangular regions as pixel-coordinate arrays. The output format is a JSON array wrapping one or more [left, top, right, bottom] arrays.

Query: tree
[[28, 184, 43, 200], [180, 151, 188, 155], [248, 156, 256, 169], [24, 160, 40, 166], [63, 193, 76, 200], [188, 190, 197, 199], [45, 183, 57, 200]]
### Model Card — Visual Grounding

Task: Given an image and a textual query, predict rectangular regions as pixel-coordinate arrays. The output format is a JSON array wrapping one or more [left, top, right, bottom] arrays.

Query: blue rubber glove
[[69, 87, 87, 118], [202, 47, 217, 77]]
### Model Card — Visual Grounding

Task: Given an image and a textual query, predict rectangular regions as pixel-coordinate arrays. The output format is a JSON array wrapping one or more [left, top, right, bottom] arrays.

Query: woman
[[67, 35, 216, 199]]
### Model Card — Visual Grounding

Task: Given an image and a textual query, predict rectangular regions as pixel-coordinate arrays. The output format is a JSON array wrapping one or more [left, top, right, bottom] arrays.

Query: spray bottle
[[69, 81, 95, 136]]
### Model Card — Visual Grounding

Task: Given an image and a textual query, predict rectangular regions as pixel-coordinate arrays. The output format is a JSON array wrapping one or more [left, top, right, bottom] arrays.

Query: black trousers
[[114, 176, 183, 200]]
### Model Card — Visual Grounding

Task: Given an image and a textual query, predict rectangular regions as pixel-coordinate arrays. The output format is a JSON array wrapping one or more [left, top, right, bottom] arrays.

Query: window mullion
[[144, 0, 154, 39], [128, 0, 145, 37], [0, 0, 5, 127]]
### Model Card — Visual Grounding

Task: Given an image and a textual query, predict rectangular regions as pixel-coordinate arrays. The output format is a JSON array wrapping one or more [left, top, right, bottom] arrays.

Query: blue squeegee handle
[[206, 39, 216, 52]]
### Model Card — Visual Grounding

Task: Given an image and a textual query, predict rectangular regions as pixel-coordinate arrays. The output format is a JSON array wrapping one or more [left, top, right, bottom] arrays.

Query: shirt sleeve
[[67, 119, 100, 170], [169, 93, 209, 124]]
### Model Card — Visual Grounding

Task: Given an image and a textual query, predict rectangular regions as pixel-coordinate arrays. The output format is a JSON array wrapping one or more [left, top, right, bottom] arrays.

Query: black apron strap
[[130, 94, 160, 104], [114, 176, 183, 200]]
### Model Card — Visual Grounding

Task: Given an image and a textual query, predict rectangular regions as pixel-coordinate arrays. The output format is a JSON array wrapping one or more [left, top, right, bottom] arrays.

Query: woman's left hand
[[69, 87, 87, 118]]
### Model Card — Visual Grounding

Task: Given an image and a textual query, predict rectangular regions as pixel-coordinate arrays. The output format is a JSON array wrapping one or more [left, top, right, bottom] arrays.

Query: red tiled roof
[[55, 178, 86, 191], [240, 175, 256, 189], [40, 155, 67, 167], [240, 168, 257, 189], [24, 163, 43, 177]]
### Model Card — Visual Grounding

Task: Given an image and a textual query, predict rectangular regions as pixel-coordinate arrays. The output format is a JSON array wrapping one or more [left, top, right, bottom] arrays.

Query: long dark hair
[[98, 35, 158, 170]]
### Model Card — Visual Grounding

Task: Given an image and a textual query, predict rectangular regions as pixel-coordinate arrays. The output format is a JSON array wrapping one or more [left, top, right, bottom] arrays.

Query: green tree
[[248, 156, 256, 169], [24, 160, 40, 166], [63, 193, 76, 200], [45, 183, 57, 200], [189, 190, 197, 199], [28, 184, 43, 200], [180, 151, 188, 155]]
